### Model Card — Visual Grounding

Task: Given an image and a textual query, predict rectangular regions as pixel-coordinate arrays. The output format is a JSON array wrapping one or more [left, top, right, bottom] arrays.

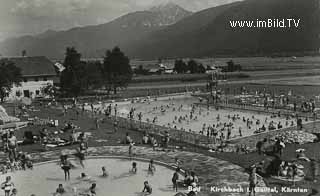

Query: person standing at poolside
[[148, 159, 156, 175], [77, 137, 87, 168], [248, 167, 258, 196], [129, 142, 134, 159], [95, 117, 99, 130], [114, 104, 118, 117], [7, 130, 17, 161], [1, 176, 14, 196], [172, 168, 180, 192], [60, 155, 71, 180], [310, 158, 319, 182], [114, 120, 118, 133]]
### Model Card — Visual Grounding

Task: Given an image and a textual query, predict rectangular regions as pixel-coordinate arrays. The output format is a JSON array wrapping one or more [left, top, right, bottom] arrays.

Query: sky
[[0, 0, 238, 41]]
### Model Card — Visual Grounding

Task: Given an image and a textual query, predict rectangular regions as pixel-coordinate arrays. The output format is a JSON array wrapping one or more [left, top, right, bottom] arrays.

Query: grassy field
[[253, 75, 320, 86], [131, 69, 320, 84], [131, 56, 320, 71]]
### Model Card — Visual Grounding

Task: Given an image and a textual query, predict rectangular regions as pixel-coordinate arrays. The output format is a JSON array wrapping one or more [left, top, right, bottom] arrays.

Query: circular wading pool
[[0, 157, 184, 196]]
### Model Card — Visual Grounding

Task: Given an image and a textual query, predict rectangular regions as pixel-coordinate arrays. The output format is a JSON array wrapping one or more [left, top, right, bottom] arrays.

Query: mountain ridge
[[0, 2, 192, 58], [0, 0, 318, 59]]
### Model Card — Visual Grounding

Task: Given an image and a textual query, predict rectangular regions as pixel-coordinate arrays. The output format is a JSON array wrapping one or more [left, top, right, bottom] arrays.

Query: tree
[[22, 50, 27, 57], [102, 47, 132, 94], [60, 47, 87, 96], [85, 61, 104, 89], [0, 60, 22, 102], [227, 60, 235, 72], [198, 63, 206, 73], [173, 59, 188, 74], [226, 60, 241, 72], [41, 83, 59, 98], [187, 59, 199, 74], [134, 65, 149, 75]]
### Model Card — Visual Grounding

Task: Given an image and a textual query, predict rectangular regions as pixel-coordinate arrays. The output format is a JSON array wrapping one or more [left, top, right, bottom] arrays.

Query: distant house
[[205, 65, 222, 74], [1, 56, 58, 100], [54, 62, 65, 73]]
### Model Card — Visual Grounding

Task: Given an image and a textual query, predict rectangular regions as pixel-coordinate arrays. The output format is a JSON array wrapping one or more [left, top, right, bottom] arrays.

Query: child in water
[[89, 183, 96, 196], [78, 172, 92, 181], [79, 183, 96, 196], [142, 181, 152, 195], [131, 162, 137, 173], [9, 188, 17, 196], [102, 166, 108, 177], [148, 159, 156, 175]]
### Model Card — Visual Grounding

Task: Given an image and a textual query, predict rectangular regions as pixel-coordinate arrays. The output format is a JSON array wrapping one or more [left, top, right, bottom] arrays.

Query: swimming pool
[[0, 157, 184, 196], [94, 94, 292, 138]]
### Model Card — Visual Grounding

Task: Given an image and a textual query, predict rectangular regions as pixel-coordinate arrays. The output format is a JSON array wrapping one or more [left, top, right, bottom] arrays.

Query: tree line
[[0, 46, 241, 101], [174, 59, 241, 73], [173, 59, 206, 74], [60, 46, 132, 97]]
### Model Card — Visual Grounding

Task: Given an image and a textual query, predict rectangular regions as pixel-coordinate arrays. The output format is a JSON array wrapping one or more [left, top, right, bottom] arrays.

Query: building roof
[[1, 56, 57, 77]]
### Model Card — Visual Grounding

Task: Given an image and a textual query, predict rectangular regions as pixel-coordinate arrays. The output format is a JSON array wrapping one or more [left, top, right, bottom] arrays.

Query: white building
[[1, 56, 58, 100]]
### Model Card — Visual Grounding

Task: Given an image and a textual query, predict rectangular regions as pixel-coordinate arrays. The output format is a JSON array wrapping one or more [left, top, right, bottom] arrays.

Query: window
[[35, 77, 39, 82], [15, 91, 21, 97], [23, 78, 27, 82], [43, 77, 47, 81], [23, 90, 30, 98], [35, 90, 40, 95]]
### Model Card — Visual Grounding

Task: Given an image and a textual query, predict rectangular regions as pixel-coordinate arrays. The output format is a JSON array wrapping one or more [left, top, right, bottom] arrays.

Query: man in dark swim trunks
[[172, 168, 180, 192], [60, 155, 71, 180]]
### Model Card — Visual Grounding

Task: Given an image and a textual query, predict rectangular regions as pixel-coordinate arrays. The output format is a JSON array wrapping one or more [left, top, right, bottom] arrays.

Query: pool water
[[0, 158, 184, 196], [114, 95, 291, 138]]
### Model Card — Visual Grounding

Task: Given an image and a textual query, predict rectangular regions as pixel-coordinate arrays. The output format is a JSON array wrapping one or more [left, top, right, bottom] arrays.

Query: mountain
[[126, 0, 320, 58], [0, 0, 319, 59], [148, 2, 192, 26], [0, 3, 192, 58], [37, 30, 58, 39]]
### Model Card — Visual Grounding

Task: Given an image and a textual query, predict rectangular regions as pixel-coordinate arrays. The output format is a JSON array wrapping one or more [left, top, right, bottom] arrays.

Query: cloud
[[11, 0, 93, 15]]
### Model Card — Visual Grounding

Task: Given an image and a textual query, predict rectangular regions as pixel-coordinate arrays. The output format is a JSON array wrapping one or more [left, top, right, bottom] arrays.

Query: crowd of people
[[0, 129, 33, 174]]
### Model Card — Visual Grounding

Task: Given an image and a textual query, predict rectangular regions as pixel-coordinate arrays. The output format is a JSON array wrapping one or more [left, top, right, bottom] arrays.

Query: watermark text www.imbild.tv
[[229, 18, 301, 28]]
